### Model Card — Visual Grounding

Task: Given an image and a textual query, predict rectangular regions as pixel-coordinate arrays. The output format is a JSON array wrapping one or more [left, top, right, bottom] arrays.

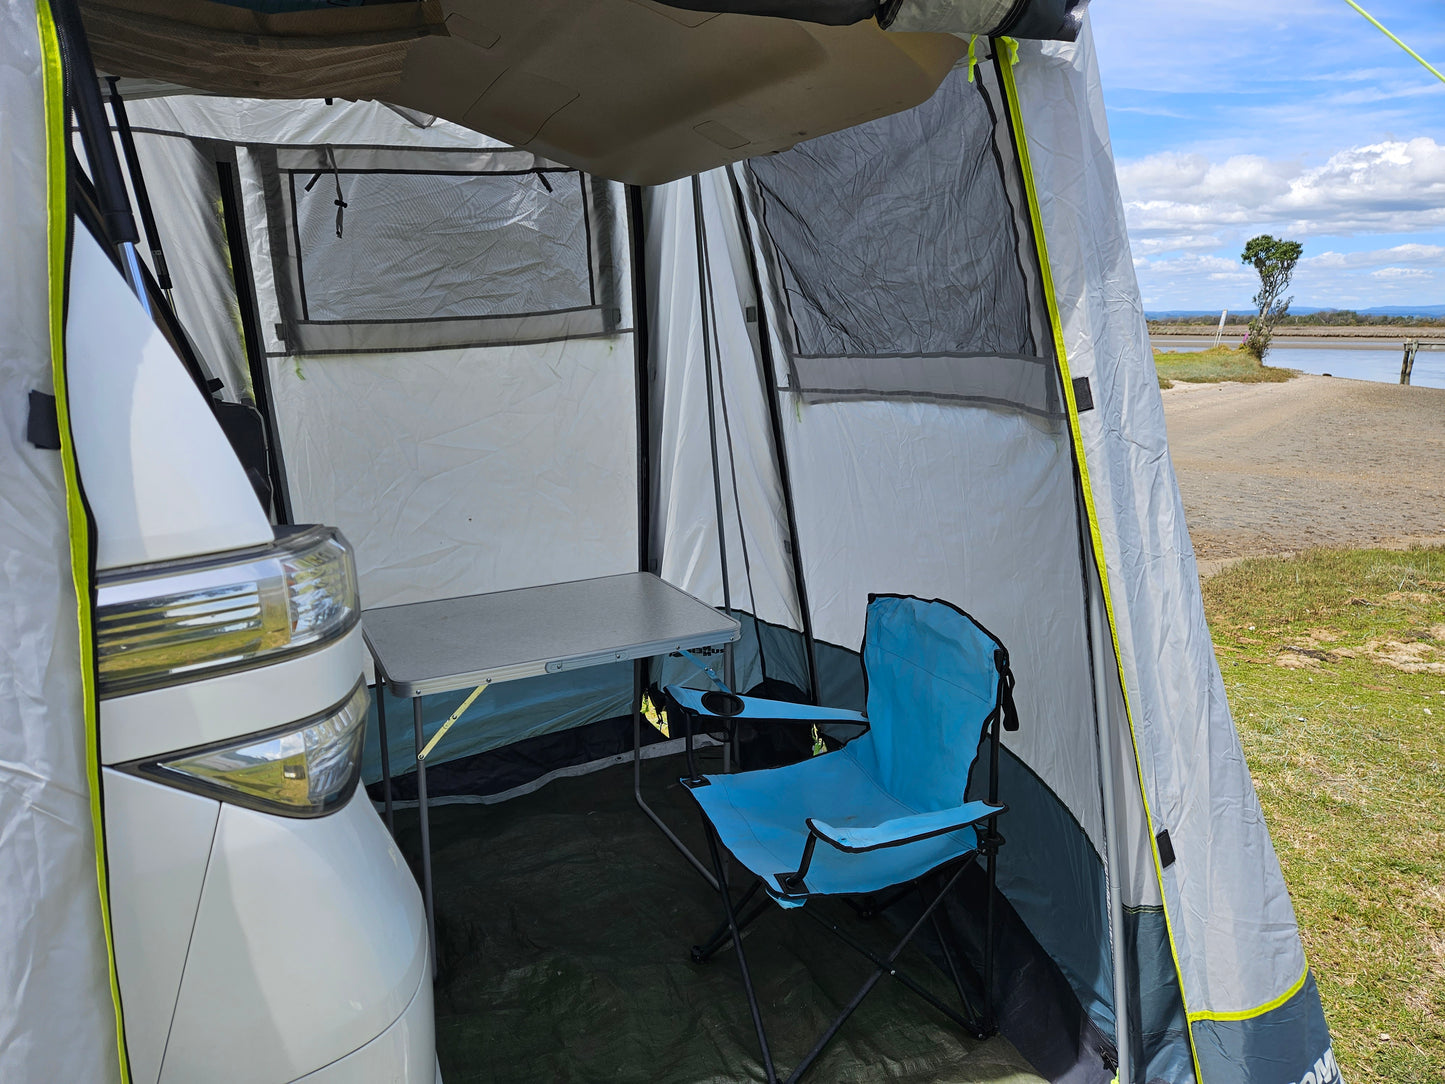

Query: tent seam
[[1188, 962, 1309, 1024], [996, 45, 1204, 1084], [38, 1, 133, 1078]]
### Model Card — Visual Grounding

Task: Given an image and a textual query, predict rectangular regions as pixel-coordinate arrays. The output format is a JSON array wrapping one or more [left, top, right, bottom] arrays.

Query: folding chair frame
[[686, 700, 1008, 1084]]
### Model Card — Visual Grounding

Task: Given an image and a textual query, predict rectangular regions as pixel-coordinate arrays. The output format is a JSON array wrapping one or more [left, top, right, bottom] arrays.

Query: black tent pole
[[50, 0, 150, 313], [105, 78, 173, 299], [628, 183, 722, 888], [692, 176, 736, 696], [627, 184, 653, 579], [726, 165, 822, 705]]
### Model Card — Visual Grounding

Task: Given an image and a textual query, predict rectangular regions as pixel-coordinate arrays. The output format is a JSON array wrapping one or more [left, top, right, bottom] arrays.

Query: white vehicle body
[[72, 221, 437, 1083]]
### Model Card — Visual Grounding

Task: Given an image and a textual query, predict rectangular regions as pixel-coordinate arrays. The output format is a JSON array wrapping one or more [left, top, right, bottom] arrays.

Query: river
[[1151, 336, 1445, 390]]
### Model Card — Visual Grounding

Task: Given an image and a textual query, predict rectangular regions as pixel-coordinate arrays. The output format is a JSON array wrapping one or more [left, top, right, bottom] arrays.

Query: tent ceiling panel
[[127, 95, 505, 152], [82, 0, 969, 185]]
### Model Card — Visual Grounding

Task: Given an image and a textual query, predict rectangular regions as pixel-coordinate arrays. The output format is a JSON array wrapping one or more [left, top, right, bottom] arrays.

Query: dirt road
[[1160, 375, 1445, 564]]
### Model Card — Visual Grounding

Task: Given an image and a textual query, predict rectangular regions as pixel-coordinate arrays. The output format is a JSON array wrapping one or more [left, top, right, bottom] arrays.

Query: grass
[[1154, 345, 1297, 389], [1203, 547, 1445, 1082]]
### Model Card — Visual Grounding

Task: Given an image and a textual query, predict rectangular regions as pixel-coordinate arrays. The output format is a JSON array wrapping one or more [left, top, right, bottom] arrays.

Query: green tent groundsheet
[[401, 754, 1047, 1084]]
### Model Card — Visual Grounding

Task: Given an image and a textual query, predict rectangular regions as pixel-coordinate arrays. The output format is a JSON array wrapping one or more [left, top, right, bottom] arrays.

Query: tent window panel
[[288, 169, 594, 324], [253, 144, 626, 355], [748, 62, 1040, 365]]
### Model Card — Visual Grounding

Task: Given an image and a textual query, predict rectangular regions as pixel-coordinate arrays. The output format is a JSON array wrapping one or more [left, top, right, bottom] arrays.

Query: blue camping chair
[[664, 595, 1019, 1084]]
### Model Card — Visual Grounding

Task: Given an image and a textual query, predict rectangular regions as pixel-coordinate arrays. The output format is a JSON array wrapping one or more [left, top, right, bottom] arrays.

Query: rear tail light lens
[[96, 525, 359, 698], [126, 681, 369, 817]]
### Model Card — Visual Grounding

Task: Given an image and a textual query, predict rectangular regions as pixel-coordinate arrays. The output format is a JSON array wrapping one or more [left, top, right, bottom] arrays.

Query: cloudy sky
[[1089, 0, 1445, 312]]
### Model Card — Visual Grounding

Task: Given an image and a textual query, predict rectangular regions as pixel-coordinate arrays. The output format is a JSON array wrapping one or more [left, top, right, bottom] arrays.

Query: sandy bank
[[1160, 374, 1445, 566]]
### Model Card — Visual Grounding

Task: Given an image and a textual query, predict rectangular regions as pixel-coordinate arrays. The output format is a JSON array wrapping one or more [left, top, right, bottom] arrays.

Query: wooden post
[[1213, 308, 1228, 348], [1401, 340, 1418, 385]]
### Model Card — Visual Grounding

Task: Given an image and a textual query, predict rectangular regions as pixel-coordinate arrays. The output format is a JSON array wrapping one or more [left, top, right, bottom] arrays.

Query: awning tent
[[3, 4, 1339, 1081]]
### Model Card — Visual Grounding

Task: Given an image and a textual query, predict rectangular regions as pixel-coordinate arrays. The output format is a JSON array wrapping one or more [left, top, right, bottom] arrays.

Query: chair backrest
[[846, 595, 1006, 813]]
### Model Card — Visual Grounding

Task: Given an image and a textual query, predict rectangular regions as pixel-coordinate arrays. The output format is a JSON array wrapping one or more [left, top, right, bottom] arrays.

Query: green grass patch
[[1203, 547, 1445, 1081], [1154, 345, 1297, 389]]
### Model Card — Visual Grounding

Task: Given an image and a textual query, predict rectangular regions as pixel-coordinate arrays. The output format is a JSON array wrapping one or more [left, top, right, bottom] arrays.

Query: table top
[[361, 572, 741, 697]]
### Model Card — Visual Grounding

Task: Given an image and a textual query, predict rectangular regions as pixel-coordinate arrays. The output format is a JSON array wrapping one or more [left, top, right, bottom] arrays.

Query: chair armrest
[[662, 685, 868, 728], [807, 801, 1004, 854]]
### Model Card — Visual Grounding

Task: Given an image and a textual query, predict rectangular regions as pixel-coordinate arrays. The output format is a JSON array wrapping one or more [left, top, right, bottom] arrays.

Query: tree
[[1240, 235, 1303, 361]]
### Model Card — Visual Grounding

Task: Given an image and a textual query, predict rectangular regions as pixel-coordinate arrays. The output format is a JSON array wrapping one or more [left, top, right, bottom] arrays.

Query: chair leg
[[784, 859, 973, 1084], [928, 902, 977, 1024], [692, 878, 767, 963], [704, 822, 777, 1084], [799, 900, 985, 1039], [980, 818, 1001, 1037]]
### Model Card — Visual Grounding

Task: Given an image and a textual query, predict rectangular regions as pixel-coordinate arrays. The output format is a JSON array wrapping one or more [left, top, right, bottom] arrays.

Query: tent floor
[[391, 751, 1048, 1084]]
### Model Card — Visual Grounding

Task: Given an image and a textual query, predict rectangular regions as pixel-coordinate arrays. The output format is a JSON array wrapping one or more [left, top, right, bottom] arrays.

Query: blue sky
[[1089, 0, 1445, 312]]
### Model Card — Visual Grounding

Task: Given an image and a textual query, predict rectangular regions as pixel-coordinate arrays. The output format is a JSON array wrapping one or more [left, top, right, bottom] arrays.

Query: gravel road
[[1160, 374, 1445, 564]]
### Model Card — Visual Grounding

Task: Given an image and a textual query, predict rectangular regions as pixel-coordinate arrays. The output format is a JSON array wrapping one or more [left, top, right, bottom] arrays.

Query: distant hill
[[1148, 306, 1445, 319], [1148, 305, 1445, 322], [1357, 305, 1445, 317]]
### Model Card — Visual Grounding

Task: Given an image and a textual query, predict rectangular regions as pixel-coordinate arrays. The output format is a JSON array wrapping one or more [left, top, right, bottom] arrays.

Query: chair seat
[[687, 747, 977, 906]]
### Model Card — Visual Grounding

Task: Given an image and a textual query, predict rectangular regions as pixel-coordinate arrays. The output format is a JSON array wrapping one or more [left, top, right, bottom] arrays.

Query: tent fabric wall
[[1012, 24, 1333, 1080], [645, 175, 802, 635], [119, 96, 506, 406], [119, 96, 646, 778], [123, 130, 252, 402], [716, 58, 1123, 1047], [0, 3, 123, 1080]]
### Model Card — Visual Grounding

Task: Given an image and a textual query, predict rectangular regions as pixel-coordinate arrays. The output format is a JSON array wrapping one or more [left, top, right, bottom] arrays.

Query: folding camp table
[[361, 571, 741, 971]]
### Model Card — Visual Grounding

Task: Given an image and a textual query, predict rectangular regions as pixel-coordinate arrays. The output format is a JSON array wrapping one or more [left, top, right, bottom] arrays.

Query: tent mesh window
[[257, 145, 622, 354], [746, 55, 1061, 417], [290, 169, 594, 323]]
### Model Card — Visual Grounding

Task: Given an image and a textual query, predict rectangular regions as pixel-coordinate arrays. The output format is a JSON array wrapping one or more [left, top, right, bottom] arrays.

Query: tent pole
[[216, 157, 293, 523], [103, 77, 173, 309], [1089, 565, 1133, 1083], [725, 166, 822, 705], [691, 178, 734, 635], [50, 0, 149, 312], [628, 184, 723, 888]]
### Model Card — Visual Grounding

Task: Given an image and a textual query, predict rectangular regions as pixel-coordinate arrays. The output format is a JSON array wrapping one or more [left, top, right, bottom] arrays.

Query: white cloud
[[1370, 266, 1434, 279], [1130, 233, 1224, 255], [1090, 1, 1445, 309], [1304, 243, 1445, 269], [1119, 138, 1445, 246]]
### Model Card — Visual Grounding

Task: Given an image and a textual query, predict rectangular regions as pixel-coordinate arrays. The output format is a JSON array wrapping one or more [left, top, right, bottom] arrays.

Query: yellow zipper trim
[[37, 2, 133, 1078], [1189, 963, 1310, 1024], [995, 48, 1205, 1084]]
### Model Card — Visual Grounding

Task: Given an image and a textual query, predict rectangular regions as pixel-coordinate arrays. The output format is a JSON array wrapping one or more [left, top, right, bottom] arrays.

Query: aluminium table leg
[[414, 697, 436, 978], [632, 659, 719, 890]]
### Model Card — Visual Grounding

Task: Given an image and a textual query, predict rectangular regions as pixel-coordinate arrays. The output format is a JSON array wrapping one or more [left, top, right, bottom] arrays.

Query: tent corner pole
[[1090, 569, 1133, 1084], [724, 165, 822, 705], [215, 156, 293, 523]]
